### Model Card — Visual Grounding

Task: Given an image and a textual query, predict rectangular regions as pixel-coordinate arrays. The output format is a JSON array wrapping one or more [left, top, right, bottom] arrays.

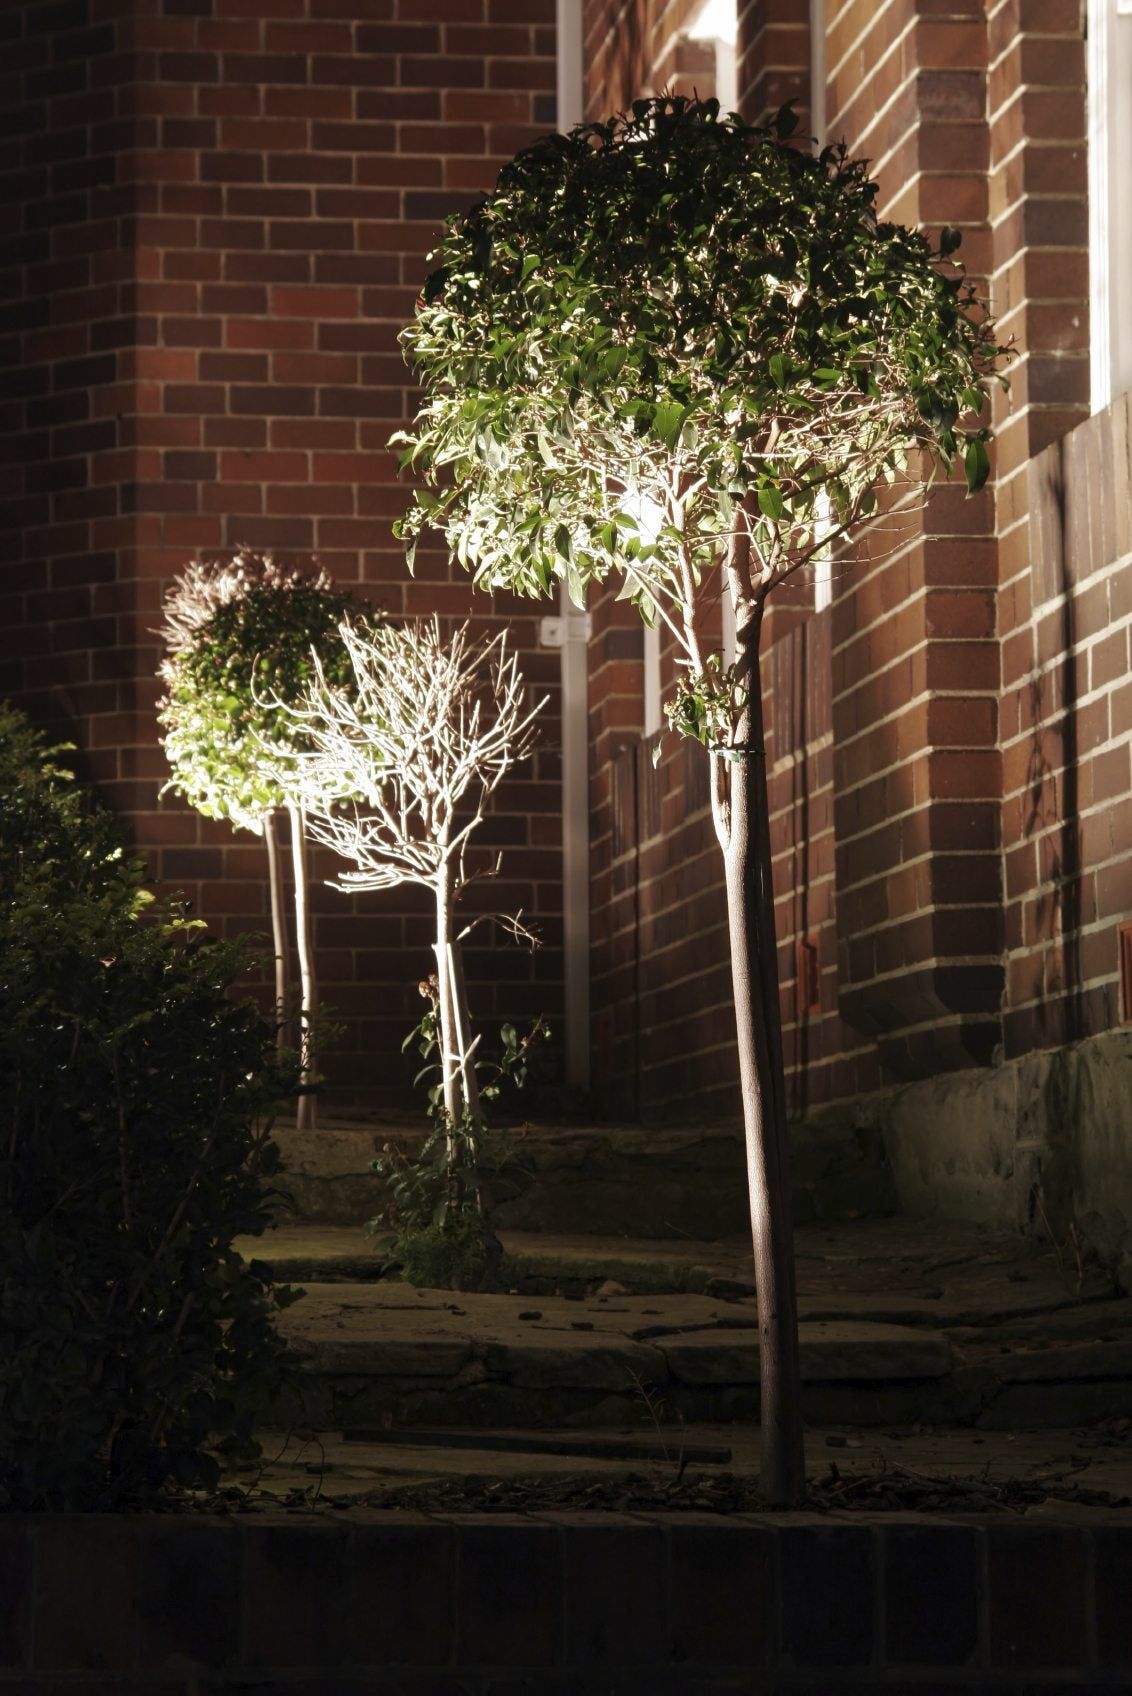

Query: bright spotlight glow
[[624, 487, 666, 546]]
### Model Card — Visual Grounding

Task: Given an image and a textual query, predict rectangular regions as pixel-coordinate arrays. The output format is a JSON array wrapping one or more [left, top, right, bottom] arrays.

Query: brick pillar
[[827, 0, 1004, 1077], [988, 0, 1094, 1062], [1, 2, 144, 789], [582, 0, 744, 1120], [737, 0, 810, 130]]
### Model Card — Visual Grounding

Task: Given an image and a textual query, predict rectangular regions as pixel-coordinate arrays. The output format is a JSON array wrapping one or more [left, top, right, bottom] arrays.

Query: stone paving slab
[[279, 1281, 952, 1384], [273, 1280, 956, 1432], [664, 1322, 951, 1386]]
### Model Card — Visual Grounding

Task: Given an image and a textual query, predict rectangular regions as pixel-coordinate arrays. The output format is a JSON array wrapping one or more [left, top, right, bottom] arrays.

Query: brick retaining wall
[[3, 1510, 1131, 1689]]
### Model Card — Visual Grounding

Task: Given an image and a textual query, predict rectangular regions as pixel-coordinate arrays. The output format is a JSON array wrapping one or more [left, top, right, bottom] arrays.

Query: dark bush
[[0, 706, 299, 1510]]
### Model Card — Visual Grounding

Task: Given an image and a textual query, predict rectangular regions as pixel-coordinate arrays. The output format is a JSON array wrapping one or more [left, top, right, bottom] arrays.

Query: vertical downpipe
[[556, 0, 592, 1097]]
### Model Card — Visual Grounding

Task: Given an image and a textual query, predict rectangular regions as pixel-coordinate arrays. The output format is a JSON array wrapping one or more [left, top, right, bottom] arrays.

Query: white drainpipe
[[554, 0, 591, 1092]]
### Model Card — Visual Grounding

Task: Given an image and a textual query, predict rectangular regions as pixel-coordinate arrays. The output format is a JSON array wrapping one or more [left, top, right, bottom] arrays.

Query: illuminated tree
[[158, 552, 361, 1127], [392, 97, 1004, 1503], [266, 615, 544, 1166]]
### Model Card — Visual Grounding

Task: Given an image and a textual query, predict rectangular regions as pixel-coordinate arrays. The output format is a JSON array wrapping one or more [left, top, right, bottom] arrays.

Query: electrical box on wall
[[539, 614, 591, 647]]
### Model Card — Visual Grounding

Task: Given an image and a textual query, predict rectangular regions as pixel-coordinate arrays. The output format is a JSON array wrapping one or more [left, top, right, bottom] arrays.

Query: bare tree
[[265, 616, 545, 1157]]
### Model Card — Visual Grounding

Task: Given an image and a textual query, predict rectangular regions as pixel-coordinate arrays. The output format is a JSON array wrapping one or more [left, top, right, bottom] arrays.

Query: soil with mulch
[[280, 1464, 1128, 1516]]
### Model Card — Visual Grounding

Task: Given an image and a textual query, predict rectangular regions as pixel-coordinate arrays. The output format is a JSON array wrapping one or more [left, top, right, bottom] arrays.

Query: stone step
[[273, 1279, 957, 1432], [245, 1216, 1132, 1434], [269, 1115, 895, 1236], [268, 1276, 1132, 1433], [243, 1218, 1117, 1323]]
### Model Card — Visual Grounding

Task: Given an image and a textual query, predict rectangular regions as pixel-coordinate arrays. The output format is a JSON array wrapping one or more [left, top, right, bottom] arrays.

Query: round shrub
[[159, 551, 363, 834]]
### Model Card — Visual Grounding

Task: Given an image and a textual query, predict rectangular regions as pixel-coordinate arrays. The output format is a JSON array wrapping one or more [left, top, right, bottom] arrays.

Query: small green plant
[[0, 705, 300, 1510], [369, 983, 548, 1290], [405, 973, 549, 1123]]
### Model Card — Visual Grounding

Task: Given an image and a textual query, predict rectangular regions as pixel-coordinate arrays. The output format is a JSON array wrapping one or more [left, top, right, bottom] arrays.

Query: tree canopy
[[158, 553, 362, 833], [394, 96, 1004, 740]]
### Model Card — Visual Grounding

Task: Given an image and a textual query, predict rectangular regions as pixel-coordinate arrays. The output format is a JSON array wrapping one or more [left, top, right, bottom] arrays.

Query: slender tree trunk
[[288, 800, 318, 1132], [447, 936, 482, 1136], [721, 606, 805, 1508], [433, 873, 462, 1206], [264, 809, 290, 1064], [448, 930, 503, 1288]]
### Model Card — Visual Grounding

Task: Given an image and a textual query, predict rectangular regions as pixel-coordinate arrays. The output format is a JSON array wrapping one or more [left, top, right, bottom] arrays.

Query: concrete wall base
[[818, 1030, 1132, 1289]]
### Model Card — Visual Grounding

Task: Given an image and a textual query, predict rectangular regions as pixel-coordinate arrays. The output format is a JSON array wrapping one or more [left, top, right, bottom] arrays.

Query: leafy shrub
[[370, 988, 546, 1291], [0, 707, 299, 1510], [391, 1214, 496, 1292]]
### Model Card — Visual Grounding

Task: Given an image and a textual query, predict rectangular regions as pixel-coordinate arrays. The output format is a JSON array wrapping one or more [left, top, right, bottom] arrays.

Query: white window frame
[[1088, 0, 1132, 412]]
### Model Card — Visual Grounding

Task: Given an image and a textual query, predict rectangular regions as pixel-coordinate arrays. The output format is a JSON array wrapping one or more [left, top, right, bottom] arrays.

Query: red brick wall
[[987, 0, 1117, 1063], [1001, 398, 1132, 1056], [737, 0, 810, 129], [584, 0, 1006, 1116], [766, 610, 871, 1111], [9, 0, 1129, 1123], [825, 0, 1005, 1080], [5, 1509, 1131, 1688], [2, 0, 564, 1111], [582, 0, 743, 1119], [0, 0, 143, 782]]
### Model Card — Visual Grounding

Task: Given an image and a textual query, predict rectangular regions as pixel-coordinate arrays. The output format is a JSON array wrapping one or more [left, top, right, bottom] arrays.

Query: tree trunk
[[721, 607, 805, 1508], [264, 809, 290, 1064], [447, 936, 482, 1137], [288, 801, 318, 1132], [433, 874, 462, 1206]]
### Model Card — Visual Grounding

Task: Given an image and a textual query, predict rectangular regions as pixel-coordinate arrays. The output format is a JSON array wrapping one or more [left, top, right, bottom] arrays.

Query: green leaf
[[757, 483, 785, 522], [565, 560, 586, 609], [772, 101, 799, 139], [600, 345, 628, 381], [939, 225, 963, 257], [964, 436, 990, 495], [768, 352, 787, 389], [652, 400, 689, 450]]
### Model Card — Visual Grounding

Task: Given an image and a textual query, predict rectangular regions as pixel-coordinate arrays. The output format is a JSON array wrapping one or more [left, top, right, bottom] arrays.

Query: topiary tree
[[159, 551, 362, 1128], [0, 704, 298, 1509], [392, 96, 1005, 1504]]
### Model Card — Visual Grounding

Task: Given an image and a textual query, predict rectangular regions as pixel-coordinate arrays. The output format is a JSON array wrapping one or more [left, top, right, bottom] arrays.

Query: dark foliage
[[0, 706, 300, 1510]]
